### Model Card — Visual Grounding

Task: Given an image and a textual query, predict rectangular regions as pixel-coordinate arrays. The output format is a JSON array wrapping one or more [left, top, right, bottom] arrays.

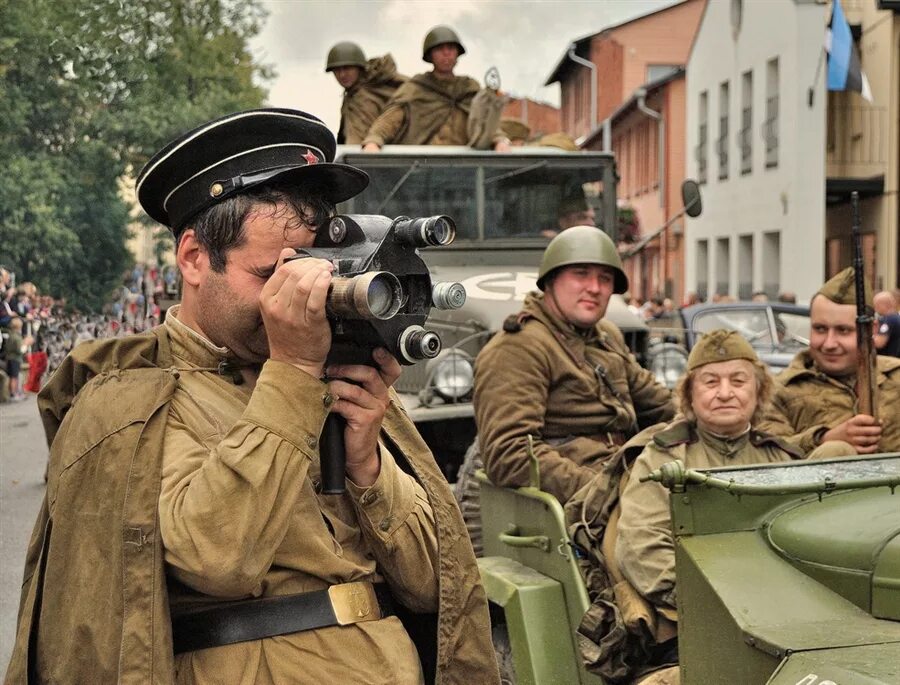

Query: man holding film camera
[[7, 108, 498, 685]]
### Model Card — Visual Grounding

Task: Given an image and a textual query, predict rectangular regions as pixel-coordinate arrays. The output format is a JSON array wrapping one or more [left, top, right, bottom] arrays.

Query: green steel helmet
[[537, 225, 628, 293], [325, 42, 367, 72], [422, 25, 466, 62]]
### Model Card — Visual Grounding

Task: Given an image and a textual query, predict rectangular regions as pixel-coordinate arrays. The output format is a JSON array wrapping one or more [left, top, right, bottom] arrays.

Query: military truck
[[334, 145, 648, 481], [475, 454, 900, 684]]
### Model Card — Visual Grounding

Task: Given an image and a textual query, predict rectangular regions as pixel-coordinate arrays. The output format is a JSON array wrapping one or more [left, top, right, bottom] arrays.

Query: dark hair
[[181, 184, 335, 272]]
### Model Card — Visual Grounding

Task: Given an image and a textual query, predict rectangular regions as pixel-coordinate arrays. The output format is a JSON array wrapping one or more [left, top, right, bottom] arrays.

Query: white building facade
[[685, 0, 827, 302]]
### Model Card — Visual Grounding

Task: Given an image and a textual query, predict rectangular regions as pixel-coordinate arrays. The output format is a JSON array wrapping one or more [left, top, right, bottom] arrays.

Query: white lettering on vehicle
[[458, 272, 538, 302], [794, 675, 838, 685]]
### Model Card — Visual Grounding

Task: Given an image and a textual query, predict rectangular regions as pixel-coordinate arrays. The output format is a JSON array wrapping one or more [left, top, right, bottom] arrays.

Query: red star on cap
[[302, 149, 319, 165]]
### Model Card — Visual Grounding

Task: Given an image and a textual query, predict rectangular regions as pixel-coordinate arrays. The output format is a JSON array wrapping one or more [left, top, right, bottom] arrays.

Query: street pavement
[[0, 394, 47, 673]]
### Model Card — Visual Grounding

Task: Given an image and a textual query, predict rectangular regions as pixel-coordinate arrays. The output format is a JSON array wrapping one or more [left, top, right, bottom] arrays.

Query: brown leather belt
[[546, 431, 628, 448], [171, 581, 396, 654]]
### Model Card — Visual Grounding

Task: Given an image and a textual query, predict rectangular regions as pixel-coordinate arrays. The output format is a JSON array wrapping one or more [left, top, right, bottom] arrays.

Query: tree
[[0, 0, 272, 310]]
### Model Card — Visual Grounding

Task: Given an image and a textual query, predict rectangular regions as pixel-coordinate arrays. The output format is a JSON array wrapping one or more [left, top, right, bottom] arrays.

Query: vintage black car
[[646, 301, 811, 387]]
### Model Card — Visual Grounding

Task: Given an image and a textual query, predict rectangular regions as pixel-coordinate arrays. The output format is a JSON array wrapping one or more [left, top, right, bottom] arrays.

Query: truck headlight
[[426, 349, 474, 401]]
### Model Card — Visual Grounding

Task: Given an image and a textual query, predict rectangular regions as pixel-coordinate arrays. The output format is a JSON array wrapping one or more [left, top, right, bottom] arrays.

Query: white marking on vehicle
[[458, 272, 537, 302]]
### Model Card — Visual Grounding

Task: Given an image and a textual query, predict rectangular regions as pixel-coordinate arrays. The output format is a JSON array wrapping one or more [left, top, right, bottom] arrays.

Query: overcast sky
[[250, 0, 674, 133]]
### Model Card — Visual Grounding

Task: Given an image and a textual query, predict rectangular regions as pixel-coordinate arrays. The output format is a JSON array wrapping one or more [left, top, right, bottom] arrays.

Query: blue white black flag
[[826, 0, 872, 101]]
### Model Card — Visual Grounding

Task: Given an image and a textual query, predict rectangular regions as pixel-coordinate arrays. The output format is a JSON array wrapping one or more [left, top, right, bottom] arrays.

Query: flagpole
[[808, 45, 827, 108]]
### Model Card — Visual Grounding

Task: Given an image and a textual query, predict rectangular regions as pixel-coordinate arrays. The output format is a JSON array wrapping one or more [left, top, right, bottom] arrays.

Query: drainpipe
[[636, 87, 665, 208], [567, 43, 597, 135], [636, 86, 666, 296]]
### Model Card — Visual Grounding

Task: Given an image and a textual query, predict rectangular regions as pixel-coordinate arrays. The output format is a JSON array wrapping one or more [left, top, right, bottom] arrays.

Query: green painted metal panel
[[766, 643, 900, 684], [478, 556, 585, 685], [873, 535, 900, 621]]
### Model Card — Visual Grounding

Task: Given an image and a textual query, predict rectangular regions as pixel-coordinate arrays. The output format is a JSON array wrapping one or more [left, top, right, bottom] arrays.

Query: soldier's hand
[[326, 348, 401, 487], [362, 142, 381, 153], [260, 249, 333, 379], [822, 414, 883, 454]]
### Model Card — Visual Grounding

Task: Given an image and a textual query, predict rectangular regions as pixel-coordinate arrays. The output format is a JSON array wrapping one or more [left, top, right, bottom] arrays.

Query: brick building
[[501, 97, 561, 140]]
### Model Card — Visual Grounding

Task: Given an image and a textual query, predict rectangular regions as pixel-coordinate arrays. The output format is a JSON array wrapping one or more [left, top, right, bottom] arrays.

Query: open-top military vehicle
[[334, 144, 648, 481], [476, 454, 900, 684]]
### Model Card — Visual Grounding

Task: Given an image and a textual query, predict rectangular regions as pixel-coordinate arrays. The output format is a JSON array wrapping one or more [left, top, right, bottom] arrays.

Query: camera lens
[[399, 325, 442, 363], [432, 282, 467, 310], [366, 275, 396, 319], [393, 215, 456, 247], [424, 217, 455, 246], [328, 272, 402, 320]]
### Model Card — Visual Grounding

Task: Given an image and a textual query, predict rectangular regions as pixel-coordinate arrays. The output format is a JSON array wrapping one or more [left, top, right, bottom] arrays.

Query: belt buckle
[[328, 582, 382, 626]]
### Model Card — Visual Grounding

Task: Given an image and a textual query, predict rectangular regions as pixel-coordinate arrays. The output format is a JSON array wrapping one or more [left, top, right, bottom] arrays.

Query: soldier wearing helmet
[[325, 41, 407, 145], [473, 226, 675, 505], [362, 26, 509, 151]]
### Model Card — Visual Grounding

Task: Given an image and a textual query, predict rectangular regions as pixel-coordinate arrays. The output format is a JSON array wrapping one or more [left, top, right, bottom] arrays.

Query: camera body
[[288, 214, 465, 366]]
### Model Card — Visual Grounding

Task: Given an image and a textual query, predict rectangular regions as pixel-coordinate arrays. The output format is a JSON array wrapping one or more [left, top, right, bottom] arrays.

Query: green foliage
[[0, 0, 272, 311]]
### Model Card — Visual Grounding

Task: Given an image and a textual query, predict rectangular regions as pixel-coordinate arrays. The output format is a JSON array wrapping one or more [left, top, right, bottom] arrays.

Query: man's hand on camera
[[327, 348, 402, 487], [260, 249, 333, 379]]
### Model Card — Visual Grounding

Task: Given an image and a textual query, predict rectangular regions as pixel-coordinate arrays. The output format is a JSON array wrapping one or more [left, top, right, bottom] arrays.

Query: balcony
[[827, 102, 887, 178]]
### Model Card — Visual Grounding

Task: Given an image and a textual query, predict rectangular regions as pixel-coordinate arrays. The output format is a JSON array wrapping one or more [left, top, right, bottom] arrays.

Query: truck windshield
[[338, 157, 609, 241]]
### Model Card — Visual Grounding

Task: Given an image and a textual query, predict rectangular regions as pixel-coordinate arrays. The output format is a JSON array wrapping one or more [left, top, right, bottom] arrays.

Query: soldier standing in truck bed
[[325, 41, 406, 145], [362, 26, 509, 151]]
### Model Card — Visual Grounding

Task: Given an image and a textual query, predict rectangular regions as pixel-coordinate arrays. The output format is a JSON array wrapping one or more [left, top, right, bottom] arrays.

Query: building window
[[696, 239, 709, 300], [716, 237, 730, 298], [738, 234, 753, 300], [717, 81, 730, 181], [764, 58, 779, 168], [739, 70, 752, 175], [696, 91, 708, 184]]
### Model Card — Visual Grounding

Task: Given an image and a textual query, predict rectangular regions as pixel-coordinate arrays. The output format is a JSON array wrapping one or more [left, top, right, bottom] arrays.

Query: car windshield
[[338, 157, 608, 241], [691, 307, 809, 351]]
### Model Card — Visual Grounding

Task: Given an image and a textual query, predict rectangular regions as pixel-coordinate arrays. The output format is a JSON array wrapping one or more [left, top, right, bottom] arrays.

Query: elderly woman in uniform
[[613, 329, 851, 685]]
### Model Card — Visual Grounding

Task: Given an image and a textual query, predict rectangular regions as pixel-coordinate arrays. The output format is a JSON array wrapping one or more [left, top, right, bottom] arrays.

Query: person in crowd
[[23, 334, 48, 394], [4, 317, 26, 401], [874, 290, 900, 358], [6, 108, 499, 685], [759, 267, 899, 453], [362, 26, 509, 150], [751, 291, 768, 302], [325, 41, 406, 145], [777, 291, 797, 304], [474, 225, 674, 505]]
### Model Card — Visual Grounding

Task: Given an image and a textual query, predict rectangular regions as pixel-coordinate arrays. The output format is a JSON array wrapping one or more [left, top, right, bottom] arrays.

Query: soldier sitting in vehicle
[[568, 331, 851, 685], [362, 26, 509, 151], [473, 226, 675, 506], [325, 41, 406, 145], [759, 267, 900, 453]]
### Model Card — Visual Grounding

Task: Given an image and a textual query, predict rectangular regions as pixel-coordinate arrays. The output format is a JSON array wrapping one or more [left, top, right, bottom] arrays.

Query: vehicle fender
[[477, 555, 588, 684]]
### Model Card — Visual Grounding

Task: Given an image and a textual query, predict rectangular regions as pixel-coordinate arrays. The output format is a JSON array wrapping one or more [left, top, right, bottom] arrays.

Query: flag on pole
[[826, 0, 873, 101]]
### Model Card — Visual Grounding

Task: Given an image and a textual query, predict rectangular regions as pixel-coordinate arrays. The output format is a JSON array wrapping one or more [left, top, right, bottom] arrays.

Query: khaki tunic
[[363, 72, 492, 147], [161, 310, 436, 685], [616, 421, 803, 611], [474, 293, 675, 504], [758, 350, 900, 453], [339, 54, 406, 145]]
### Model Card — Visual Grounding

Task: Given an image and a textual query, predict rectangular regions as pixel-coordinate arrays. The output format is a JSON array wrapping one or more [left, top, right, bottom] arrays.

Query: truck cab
[[335, 145, 648, 480]]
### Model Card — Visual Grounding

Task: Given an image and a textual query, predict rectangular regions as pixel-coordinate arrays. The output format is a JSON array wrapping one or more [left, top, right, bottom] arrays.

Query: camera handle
[[320, 413, 347, 494]]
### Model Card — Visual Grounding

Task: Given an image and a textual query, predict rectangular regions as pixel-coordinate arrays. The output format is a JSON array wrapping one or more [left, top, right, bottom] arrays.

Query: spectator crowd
[[0, 263, 179, 403]]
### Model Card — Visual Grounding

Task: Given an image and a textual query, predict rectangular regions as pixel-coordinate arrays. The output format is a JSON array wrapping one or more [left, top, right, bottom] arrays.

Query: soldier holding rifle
[[760, 194, 899, 452]]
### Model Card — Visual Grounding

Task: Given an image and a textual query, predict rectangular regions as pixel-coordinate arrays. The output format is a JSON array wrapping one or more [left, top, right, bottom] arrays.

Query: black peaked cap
[[135, 108, 369, 231]]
